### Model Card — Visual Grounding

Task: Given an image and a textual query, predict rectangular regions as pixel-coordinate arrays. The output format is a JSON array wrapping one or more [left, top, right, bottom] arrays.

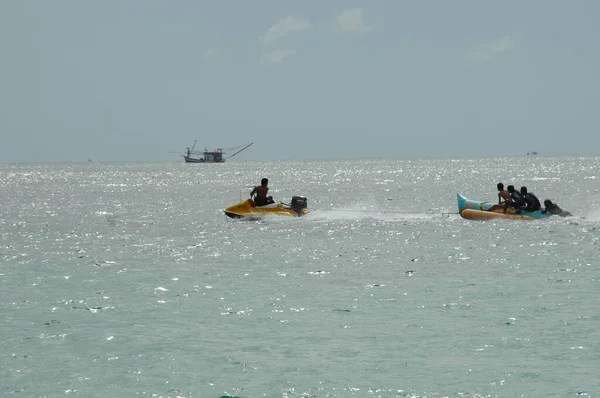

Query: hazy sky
[[1, 1, 599, 163]]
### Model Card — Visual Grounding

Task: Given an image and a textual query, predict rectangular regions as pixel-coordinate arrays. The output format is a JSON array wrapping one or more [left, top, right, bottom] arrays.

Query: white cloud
[[260, 49, 296, 65], [464, 36, 515, 63], [259, 16, 312, 45], [203, 48, 217, 59], [334, 8, 370, 33]]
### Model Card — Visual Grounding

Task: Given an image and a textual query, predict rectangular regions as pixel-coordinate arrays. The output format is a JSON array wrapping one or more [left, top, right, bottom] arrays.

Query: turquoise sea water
[[1, 156, 600, 397]]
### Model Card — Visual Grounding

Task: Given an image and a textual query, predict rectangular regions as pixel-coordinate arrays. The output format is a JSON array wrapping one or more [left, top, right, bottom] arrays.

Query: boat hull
[[457, 193, 550, 221], [183, 156, 224, 163], [224, 199, 309, 219]]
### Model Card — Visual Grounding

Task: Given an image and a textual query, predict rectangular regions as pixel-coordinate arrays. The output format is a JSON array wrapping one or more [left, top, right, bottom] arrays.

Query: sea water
[[1, 156, 600, 397]]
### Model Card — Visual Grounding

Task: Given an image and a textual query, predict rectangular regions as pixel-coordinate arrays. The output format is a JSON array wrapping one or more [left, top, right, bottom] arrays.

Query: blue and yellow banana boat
[[457, 193, 551, 221]]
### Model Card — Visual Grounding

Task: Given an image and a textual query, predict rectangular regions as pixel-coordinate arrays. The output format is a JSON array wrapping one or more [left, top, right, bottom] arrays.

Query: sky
[[1, 1, 599, 163]]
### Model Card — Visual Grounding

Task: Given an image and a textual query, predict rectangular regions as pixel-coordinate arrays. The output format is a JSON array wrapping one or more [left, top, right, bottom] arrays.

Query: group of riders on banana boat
[[487, 183, 571, 217]]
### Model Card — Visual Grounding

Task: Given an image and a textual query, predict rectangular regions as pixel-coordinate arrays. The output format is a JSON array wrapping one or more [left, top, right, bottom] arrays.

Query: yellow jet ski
[[225, 196, 309, 219]]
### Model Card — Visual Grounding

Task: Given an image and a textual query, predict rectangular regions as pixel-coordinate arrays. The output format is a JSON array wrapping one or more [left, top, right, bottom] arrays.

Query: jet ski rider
[[250, 178, 274, 207]]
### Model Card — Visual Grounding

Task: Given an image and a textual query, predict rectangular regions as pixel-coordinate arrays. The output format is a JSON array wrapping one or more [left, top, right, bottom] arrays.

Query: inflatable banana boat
[[457, 193, 550, 221]]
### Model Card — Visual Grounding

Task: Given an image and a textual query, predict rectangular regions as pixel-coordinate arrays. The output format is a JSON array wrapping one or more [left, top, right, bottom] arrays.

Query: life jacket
[[510, 191, 524, 206], [545, 200, 560, 214], [524, 193, 541, 211]]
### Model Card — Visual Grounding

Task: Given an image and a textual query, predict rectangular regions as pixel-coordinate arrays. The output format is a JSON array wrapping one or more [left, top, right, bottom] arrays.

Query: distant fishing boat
[[179, 141, 253, 163]]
